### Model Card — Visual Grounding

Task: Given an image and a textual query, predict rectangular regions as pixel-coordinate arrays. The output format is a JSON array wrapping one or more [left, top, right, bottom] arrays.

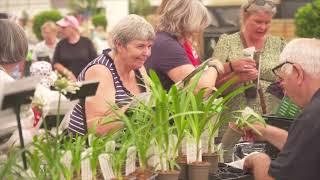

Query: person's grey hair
[[109, 14, 155, 53], [280, 38, 320, 77], [0, 19, 28, 64], [240, 0, 277, 25], [156, 0, 211, 38]]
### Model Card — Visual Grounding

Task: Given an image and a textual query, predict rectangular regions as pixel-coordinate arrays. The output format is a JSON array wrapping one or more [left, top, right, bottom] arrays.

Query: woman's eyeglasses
[[244, 0, 276, 12]]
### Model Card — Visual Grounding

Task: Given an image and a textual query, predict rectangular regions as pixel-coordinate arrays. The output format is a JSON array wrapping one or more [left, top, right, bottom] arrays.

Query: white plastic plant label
[[147, 141, 160, 170], [105, 141, 116, 153], [243, 47, 255, 59], [99, 153, 115, 180], [125, 146, 136, 176], [60, 150, 72, 180], [88, 134, 94, 146], [81, 148, 93, 180], [186, 136, 202, 163], [160, 153, 168, 171]]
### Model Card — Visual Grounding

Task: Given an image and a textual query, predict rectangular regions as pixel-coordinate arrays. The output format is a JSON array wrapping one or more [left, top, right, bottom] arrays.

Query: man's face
[[273, 62, 305, 107]]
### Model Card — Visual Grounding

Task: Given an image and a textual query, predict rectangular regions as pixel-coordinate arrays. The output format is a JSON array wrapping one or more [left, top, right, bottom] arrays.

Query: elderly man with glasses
[[230, 38, 320, 180]]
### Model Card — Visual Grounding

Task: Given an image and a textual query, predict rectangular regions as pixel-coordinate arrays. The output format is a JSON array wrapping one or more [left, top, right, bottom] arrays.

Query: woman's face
[[41, 27, 57, 43], [118, 39, 153, 69], [243, 11, 273, 40]]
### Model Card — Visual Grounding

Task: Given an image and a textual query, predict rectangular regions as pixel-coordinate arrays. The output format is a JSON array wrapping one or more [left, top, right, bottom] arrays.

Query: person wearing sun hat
[[53, 15, 97, 81]]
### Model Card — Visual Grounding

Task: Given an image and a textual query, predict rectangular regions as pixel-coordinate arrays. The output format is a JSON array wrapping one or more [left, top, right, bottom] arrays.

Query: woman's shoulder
[[152, 32, 185, 54], [219, 32, 241, 41], [155, 32, 179, 45], [266, 34, 285, 44]]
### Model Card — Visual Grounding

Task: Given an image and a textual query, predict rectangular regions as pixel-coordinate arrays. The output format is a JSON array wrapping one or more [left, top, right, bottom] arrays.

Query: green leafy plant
[[146, 71, 204, 171], [91, 14, 107, 30], [68, 0, 104, 16], [295, 0, 320, 38], [233, 106, 266, 136], [32, 10, 62, 40], [184, 76, 249, 163], [129, 0, 152, 17], [206, 98, 224, 154], [62, 134, 87, 178], [25, 135, 71, 180], [0, 148, 25, 179], [107, 130, 134, 179]]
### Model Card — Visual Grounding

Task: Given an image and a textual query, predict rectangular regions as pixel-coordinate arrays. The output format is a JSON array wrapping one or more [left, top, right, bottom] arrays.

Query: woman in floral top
[[213, 0, 286, 161], [214, 0, 285, 114]]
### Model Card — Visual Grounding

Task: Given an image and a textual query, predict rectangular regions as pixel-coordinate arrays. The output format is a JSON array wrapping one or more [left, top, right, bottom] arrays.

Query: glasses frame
[[244, 0, 276, 12], [272, 61, 294, 79]]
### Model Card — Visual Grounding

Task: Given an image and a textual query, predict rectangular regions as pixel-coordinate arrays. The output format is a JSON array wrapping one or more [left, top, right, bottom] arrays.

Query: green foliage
[[32, 10, 62, 40], [129, 0, 152, 17], [233, 107, 266, 136], [68, 0, 104, 16], [0, 148, 25, 179], [91, 14, 107, 29], [294, 1, 320, 38]]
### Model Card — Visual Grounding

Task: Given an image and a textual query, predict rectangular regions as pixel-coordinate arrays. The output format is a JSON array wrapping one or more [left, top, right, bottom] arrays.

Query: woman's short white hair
[[109, 14, 155, 52], [280, 38, 320, 77], [240, 0, 277, 25], [156, 0, 211, 38]]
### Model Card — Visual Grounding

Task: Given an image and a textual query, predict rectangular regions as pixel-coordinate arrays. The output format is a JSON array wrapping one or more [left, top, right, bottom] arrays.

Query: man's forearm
[[263, 125, 288, 150]]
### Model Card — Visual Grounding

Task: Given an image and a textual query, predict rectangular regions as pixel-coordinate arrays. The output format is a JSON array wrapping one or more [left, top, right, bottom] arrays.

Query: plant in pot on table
[[145, 71, 204, 180], [201, 98, 224, 175], [221, 106, 266, 162]]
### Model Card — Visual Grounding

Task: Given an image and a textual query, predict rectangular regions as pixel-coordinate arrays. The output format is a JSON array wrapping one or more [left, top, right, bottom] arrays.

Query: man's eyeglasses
[[272, 61, 294, 79], [244, 0, 276, 12]]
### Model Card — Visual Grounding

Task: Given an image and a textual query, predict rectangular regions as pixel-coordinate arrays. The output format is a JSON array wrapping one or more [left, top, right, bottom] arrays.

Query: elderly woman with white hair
[[0, 19, 28, 83], [0, 19, 35, 149], [67, 14, 155, 136]]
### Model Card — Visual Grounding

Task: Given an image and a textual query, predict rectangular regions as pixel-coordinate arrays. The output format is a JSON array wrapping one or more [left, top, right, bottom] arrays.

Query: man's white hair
[[280, 38, 320, 77]]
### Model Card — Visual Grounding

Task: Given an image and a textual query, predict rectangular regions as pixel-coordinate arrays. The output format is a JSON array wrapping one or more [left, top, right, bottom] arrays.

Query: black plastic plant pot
[[263, 115, 293, 131], [209, 163, 253, 180]]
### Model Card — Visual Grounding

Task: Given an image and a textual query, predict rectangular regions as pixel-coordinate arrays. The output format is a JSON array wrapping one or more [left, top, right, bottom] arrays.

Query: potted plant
[[182, 74, 247, 180], [221, 106, 266, 161], [202, 98, 224, 175], [145, 72, 203, 180]]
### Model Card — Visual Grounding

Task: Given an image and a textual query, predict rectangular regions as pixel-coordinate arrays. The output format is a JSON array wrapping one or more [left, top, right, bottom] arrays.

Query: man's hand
[[243, 153, 274, 180], [229, 122, 266, 142]]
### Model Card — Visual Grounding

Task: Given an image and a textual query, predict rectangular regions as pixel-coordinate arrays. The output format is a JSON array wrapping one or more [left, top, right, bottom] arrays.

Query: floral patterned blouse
[[213, 32, 286, 118]]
